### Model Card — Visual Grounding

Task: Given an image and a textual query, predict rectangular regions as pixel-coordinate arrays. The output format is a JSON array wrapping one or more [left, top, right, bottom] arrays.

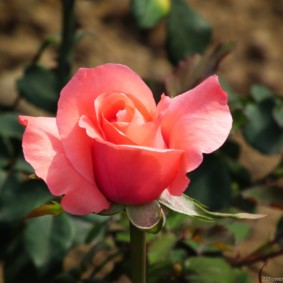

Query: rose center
[[95, 92, 145, 125], [103, 100, 128, 122]]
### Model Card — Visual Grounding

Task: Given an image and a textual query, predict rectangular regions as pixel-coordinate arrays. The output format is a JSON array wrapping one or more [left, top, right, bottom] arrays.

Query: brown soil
[[189, 0, 283, 95]]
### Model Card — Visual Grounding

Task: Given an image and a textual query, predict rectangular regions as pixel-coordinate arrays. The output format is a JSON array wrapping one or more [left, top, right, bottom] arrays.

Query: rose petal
[[19, 115, 110, 215], [61, 186, 110, 215], [80, 114, 165, 148], [57, 64, 156, 183], [101, 118, 136, 145], [160, 75, 232, 173], [92, 140, 184, 205], [78, 115, 103, 140], [115, 122, 166, 148], [95, 92, 141, 124]]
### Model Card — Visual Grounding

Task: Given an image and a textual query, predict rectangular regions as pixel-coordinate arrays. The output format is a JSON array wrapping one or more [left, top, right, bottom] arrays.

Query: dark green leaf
[[226, 222, 250, 243], [0, 176, 52, 222], [0, 137, 13, 168], [188, 154, 232, 211], [148, 261, 172, 283], [222, 159, 251, 189], [221, 140, 240, 160], [250, 84, 273, 102], [24, 214, 75, 269], [72, 214, 109, 244], [84, 220, 107, 244], [0, 112, 24, 139], [233, 270, 252, 283], [166, 0, 212, 65], [273, 101, 283, 127], [131, 0, 170, 28], [148, 233, 177, 264], [17, 65, 58, 112], [13, 155, 34, 173], [185, 257, 251, 283], [51, 273, 77, 283], [220, 80, 248, 131], [231, 108, 248, 131], [186, 257, 232, 283], [0, 169, 7, 191], [165, 211, 188, 231], [243, 98, 283, 154]]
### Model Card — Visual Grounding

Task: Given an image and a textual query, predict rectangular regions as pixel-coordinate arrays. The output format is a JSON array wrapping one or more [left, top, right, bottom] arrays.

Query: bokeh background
[[0, 0, 282, 282]]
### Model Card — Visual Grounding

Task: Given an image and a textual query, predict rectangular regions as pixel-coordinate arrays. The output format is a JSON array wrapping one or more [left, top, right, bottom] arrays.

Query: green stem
[[130, 222, 146, 283], [58, 0, 76, 90]]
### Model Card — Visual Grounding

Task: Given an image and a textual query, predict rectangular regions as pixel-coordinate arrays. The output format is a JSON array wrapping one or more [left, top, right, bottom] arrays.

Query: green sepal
[[99, 203, 124, 215], [159, 190, 265, 221], [126, 201, 166, 234], [25, 201, 64, 220]]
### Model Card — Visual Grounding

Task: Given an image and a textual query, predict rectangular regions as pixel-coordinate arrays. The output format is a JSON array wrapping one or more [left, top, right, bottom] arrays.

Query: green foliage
[[188, 154, 232, 211], [226, 222, 251, 244], [185, 257, 251, 283], [0, 112, 24, 139], [17, 64, 59, 113], [250, 84, 273, 102], [24, 214, 75, 269], [243, 85, 283, 154], [148, 233, 177, 264], [131, 0, 170, 28], [0, 176, 52, 223], [166, 0, 212, 65]]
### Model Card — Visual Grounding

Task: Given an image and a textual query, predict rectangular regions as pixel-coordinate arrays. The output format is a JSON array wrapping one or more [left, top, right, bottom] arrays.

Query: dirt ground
[[0, 0, 282, 281]]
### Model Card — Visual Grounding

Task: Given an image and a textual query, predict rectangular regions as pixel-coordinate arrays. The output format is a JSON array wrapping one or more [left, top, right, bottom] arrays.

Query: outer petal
[[160, 75, 232, 192], [57, 64, 156, 183], [19, 115, 110, 215], [92, 140, 184, 205]]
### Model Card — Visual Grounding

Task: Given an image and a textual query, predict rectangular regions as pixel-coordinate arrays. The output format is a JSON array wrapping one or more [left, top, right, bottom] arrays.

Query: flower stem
[[130, 222, 146, 283], [58, 0, 76, 91]]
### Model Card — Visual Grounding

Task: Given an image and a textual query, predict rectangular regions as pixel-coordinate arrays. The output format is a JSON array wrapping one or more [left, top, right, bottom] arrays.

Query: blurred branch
[[228, 232, 283, 267], [231, 248, 283, 267]]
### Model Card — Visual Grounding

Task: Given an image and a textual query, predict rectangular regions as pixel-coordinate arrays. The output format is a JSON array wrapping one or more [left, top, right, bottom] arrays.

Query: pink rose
[[19, 64, 232, 215]]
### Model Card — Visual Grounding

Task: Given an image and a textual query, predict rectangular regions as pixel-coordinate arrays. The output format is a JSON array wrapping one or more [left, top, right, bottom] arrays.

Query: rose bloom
[[19, 64, 232, 215]]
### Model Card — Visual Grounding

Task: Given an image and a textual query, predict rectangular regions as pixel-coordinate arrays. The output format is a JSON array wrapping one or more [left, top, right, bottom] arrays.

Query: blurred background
[[0, 0, 282, 282], [1, 0, 282, 106]]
